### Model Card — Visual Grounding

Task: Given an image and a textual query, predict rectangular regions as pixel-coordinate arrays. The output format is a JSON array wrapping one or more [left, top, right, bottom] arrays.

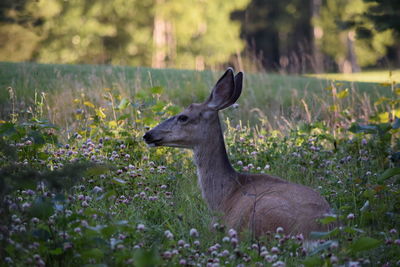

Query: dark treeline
[[0, 0, 399, 73]]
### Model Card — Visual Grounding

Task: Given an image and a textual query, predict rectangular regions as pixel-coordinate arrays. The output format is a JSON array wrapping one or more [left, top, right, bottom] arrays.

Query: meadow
[[0, 62, 399, 266]]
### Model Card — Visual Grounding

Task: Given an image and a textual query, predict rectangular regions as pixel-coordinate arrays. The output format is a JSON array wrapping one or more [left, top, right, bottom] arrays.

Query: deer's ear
[[206, 68, 242, 110]]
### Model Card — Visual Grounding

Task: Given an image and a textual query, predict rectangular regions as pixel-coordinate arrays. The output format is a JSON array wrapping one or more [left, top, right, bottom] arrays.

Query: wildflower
[[264, 164, 270, 170], [137, 224, 145, 231], [265, 255, 273, 262], [21, 202, 31, 209], [81, 201, 89, 207], [179, 259, 187, 265], [276, 227, 284, 234], [361, 138, 367, 145], [74, 227, 81, 233], [389, 229, 397, 234], [330, 255, 338, 264], [221, 249, 230, 257], [222, 236, 230, 242], [178, 239, 185, 246], [163, 251, 172, 259], [347, 213, 355, 220], [348, 261, 360, 267], [193, 240, 200, 246], [271, 247, 280, 254], [273, 261, 285, 267], [237, 161, 243, 166], [63, 242, 73, 250], [190, 228, 199, 237], [164, 230, 174, 239], [228, 229, 237, 238], [93, 186, 103, 193], [230, 238, 238, 246]]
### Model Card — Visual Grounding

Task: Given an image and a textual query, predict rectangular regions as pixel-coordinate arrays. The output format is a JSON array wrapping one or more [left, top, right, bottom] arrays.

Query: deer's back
[[222, 173, 331, 237]]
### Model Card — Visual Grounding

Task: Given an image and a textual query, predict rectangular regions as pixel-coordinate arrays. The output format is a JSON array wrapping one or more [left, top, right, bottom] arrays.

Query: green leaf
[[118, 98, 130, 111], [82, 248, 104, 260], [310, 228, 340, 239], [29, 197, 54, 219], [150, 86, 163, 95], [348, 123, 378, 134], [112, 177, 127, 185], [49, 247, 63, 255], [318, 215, 337, 225], [309, 240, 337, 256], [350, 237, 382, 253], [379, 167, 400, 182], [337, 88, 349, 99]]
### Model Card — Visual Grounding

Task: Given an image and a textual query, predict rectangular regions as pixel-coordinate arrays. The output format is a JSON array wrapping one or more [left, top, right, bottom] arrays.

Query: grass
[[0, 62, 392, 129], [0, 62, 399, 266], [308, 69, 400, 83]]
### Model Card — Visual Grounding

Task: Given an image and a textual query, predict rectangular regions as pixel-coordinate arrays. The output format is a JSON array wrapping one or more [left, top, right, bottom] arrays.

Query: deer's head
[[143, 68, 243, 149]]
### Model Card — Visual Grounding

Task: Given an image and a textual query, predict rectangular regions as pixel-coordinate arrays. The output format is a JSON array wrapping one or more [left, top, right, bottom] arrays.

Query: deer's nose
[[143, 132, 153, 143]]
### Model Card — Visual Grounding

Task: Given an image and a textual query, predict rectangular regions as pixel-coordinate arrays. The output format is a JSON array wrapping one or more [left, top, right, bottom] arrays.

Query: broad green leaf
[[350, 237, 382, 253], [318, 215, 337, 225], [379, 167, 400, 182]]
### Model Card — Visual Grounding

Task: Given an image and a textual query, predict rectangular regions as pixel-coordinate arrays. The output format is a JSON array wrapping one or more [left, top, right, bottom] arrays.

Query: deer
[[143, 68, 332, 238]]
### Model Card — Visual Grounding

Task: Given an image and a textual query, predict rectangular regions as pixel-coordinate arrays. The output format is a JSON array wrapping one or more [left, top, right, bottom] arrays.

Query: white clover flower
[[92, 186, 103, 193], [228, 228, 237, 237], [276, 227, 284, 234], [272, 261, 285, 267], [347, 213, 355, 220], [136, 224, 145, 231], [271, 247, 280, 254], [190, 228, 199, 237], [164, 230, 174, 240]]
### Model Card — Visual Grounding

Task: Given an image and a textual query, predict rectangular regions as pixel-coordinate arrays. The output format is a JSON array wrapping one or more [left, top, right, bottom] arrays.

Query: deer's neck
[[193, 120, 238, 212]]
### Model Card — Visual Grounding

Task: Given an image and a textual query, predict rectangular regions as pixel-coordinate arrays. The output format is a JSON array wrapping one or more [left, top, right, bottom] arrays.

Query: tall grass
[[0, 62, 391, 133]]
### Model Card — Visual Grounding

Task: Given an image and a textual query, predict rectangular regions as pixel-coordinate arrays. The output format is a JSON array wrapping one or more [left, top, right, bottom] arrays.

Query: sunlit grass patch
[[308, 69, 400, 83]]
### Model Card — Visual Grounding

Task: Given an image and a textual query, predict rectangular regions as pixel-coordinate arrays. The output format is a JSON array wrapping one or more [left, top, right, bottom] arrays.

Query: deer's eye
[[177, 115, 189, 122]]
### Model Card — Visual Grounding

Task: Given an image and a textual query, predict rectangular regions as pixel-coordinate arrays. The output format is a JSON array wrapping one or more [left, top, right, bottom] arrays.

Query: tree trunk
[[152, 0, 166, 68], [311, 0, 324, 73], [346, 31, 360, 73]]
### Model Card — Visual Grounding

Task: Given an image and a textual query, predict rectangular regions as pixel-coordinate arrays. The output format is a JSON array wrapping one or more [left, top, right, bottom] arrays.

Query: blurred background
[[0, 0, 399, 73]]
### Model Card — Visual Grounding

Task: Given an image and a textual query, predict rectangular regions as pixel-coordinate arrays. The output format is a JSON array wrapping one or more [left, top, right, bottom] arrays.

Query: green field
[[1, 62, 399, 266], [0, 62, 392, 129]]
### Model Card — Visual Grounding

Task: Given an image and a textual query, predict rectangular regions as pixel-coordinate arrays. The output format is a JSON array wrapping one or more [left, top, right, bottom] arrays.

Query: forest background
[[1, 0, 399, 73]]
